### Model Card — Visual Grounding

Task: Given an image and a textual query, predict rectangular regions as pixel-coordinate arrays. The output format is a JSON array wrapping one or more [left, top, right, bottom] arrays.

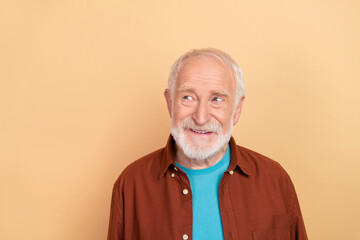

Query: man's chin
[[171, 126, 230, 161], [185, 138, 215, 149], [185, 142, 213, 151], [185, 133, 216, 146]]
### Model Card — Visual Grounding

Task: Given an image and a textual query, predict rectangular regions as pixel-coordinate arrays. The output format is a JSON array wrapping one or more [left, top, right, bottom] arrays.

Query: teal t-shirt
[[176, 145, 230, 240]]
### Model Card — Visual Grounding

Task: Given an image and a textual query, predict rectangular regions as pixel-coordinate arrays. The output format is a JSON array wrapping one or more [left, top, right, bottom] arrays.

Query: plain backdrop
[[1, 0, 360, 239]]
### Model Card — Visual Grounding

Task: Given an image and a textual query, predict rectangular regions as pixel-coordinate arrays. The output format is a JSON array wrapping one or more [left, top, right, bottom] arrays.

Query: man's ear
[[164, 89, 172, 118], [232, 96, 245, 125]]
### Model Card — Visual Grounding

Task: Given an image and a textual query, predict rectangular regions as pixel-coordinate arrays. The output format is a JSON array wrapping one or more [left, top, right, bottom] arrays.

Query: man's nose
[[192, 100, 211, 125]]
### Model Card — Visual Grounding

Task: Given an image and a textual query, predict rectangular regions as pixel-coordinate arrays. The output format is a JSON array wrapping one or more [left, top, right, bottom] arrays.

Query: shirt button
[[174, 166, 178, 171], [171, 173, 175, 178], [182, 234, 189, 240], [183, 189, 189, 195], [229, 170, 234, 175]]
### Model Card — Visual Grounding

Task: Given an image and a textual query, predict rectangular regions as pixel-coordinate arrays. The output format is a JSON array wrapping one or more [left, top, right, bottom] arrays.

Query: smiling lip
[[190, 129, 213, 135]]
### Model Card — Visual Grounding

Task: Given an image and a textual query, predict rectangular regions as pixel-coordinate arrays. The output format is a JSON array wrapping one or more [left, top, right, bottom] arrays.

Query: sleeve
[[107, 178, 124, 240], [287, 177, 308, 240]]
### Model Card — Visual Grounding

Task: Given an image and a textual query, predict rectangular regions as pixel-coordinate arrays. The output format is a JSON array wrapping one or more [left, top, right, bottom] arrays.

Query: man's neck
[[175, 144, 228, 170]]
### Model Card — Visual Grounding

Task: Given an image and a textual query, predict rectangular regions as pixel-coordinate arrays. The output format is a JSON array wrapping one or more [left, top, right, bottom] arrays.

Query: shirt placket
[[173, 166, 193, 240], [219, 171, 239, 240]]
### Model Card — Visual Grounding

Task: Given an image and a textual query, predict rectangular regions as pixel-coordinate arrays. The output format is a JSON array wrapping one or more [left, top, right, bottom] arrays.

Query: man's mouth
[[190, 129, 213, 135]]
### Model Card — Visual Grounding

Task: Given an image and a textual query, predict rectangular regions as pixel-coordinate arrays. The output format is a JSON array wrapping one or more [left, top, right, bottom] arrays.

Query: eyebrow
[[177, 86, 230, 98], [178, 86, 196, 92], [212, 90, 230, 98]]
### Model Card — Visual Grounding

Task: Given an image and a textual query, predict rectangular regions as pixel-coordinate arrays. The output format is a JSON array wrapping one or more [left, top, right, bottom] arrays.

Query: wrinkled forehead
[[177, 55, 236, 87], [181, 54, 233, 72]]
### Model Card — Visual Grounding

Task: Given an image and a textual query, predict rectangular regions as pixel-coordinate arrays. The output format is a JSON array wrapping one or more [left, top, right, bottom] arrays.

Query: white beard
[[171, 117, 233, 160]]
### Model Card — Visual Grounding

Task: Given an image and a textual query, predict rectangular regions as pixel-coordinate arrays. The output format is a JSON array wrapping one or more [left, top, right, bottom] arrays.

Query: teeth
[[193, 129, 209, 134]]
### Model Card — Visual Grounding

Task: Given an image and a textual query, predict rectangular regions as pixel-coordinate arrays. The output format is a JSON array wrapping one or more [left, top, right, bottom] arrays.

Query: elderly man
[[107, 48, 308, 240]]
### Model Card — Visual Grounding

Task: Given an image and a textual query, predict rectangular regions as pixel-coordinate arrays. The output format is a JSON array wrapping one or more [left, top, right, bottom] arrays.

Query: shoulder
[[235, 145, 297, 202], [123, 148, 164, 175], [236, 145, 290, 179], [113, 147, 165, 187]]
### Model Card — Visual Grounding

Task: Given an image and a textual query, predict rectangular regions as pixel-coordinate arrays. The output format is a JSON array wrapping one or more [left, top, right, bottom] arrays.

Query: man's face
[[165, 56, 244, 160]]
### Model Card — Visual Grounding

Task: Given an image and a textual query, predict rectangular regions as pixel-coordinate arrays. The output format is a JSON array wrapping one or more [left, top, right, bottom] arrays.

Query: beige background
[[1, 0, 359, 239]]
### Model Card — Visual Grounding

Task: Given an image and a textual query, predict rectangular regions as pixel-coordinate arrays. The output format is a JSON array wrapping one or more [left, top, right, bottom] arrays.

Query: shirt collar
[[159, 135, 177, 177], [228, 136, 252, 176], [159, 134, 253, 177]]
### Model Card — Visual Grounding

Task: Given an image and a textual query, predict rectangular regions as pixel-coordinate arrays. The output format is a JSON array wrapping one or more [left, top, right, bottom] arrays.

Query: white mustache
[[179, 117, 222, 134]]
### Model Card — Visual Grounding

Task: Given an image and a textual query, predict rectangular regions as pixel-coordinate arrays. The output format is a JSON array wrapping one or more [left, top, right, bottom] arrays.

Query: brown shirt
[[107, 136, 308, 240]]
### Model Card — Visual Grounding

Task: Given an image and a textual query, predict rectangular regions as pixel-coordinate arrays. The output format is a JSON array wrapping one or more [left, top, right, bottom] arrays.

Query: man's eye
[[183, 96, 193, 100], [213, 97, 223, 102]]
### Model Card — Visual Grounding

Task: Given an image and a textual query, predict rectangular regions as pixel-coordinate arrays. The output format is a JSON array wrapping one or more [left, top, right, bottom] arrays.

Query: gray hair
[[168, 48, 245, 105]]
